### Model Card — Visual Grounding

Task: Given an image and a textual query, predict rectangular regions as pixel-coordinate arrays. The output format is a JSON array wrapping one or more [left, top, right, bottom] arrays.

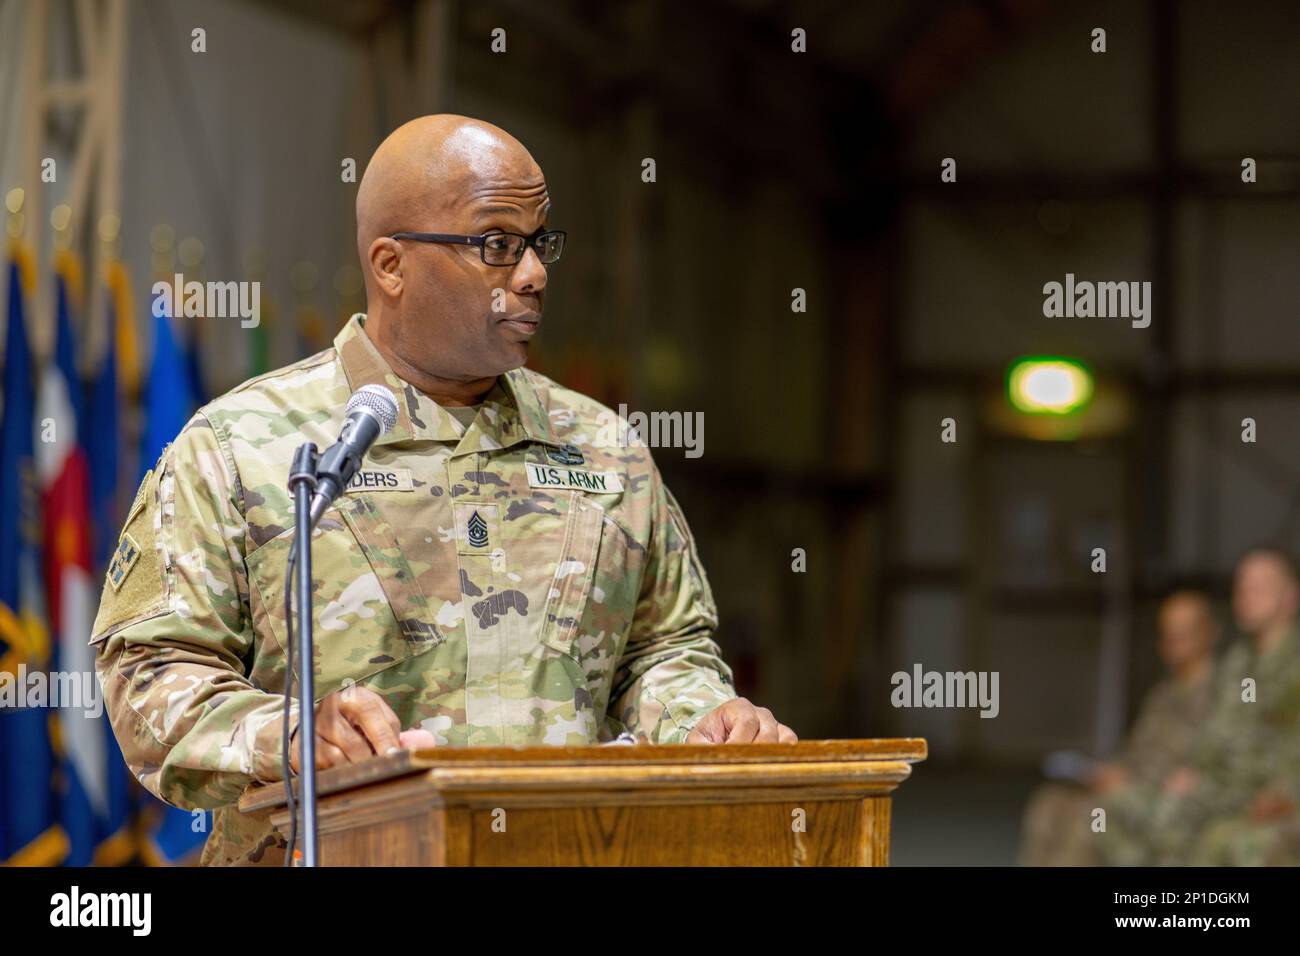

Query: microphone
[[308, 384, 400, 527]]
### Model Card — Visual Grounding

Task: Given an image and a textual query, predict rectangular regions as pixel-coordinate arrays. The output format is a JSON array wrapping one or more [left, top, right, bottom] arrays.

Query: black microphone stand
[[287, 443, 320, 866], [282, 393, 395, 867]]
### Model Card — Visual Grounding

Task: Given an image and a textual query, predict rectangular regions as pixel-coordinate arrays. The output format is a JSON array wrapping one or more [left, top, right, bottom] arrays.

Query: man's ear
[[369, 237, 404, 297]]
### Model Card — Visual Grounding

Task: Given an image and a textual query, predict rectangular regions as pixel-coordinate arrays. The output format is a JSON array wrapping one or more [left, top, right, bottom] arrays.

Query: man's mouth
[[501, 312, 541, 337]]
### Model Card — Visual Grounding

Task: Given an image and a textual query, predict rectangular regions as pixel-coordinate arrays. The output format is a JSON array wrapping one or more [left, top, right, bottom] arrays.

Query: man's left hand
[[686, 697, 798, 744]]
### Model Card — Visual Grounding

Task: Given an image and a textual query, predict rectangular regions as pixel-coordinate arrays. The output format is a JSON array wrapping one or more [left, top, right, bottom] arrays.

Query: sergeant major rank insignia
[[466, 510, 489, 548], [107, 533, 142, 591]]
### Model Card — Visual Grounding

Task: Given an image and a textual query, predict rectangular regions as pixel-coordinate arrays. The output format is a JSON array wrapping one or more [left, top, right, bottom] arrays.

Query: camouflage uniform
[[1020, 671, 1212, 866], [1185, 628, 1300, 866], [91, 313, 736, 865], [1101, 626, 1300, 866]]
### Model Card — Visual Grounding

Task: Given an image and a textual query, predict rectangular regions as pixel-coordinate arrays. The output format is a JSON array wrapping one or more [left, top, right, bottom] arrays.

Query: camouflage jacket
[[1184, 626, 1300, 812], [1117, 670, 1214, 788], [91, 313, 736, 864]]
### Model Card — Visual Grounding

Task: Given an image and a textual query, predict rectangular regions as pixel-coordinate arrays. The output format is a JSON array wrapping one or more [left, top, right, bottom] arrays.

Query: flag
[[141, 287, 197, 477], [38, 251, 137, 866], [137, 284, 209, 864], [108, 258, 141, 399], [139, 800, 211, 866], [82, 259, 140, 864], [37, 252, 104, 865], [0, 244, 66, 865], [87, 259, 142, 567]]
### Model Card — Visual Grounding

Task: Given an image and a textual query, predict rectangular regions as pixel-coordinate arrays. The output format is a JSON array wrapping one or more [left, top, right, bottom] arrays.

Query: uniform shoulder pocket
[[91, 464, 170, 644]]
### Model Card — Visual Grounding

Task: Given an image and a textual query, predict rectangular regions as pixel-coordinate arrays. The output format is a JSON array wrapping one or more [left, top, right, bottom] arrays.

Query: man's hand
[[685, 697, 797, 744], [289, 685, 406, 773], [397, 728, 439, 750]]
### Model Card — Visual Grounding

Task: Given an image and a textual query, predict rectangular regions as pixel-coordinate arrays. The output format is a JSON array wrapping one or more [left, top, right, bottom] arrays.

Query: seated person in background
[[1019, 589, 1218, 866], [1184, 550, 1300, 866], [1102, 547, 1300, 866], [1192, 727, 1300, 866]]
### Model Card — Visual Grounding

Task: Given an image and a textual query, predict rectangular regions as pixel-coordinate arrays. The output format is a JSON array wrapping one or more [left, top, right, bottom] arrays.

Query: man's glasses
[[390, 228, 566, 266]]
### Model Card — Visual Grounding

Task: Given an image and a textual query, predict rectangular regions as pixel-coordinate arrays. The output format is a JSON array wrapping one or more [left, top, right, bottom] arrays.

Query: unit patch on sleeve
[[107, 532, 142, 591]]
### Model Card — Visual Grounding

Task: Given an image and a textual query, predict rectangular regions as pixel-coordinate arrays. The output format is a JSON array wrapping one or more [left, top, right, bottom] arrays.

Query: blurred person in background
[[1019, 590, 1218, 866], [1102, 547, 1300, 866], [1184, 549, 1300, 865]]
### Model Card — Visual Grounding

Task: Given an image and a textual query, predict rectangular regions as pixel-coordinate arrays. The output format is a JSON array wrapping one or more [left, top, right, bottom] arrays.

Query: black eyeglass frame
[[389, 228, 566, 266]]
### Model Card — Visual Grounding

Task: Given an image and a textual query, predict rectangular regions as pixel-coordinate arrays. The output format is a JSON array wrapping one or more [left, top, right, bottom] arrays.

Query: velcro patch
[[90, 464, 167, 644], [345, 467, 414, 492], [525, 461, 624, 494], [107, 532, 142, 591], [126, 467, 152, 523]]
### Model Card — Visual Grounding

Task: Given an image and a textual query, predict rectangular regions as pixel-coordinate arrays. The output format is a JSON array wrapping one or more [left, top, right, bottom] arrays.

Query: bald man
[[91, 115, 794, 866], [1018, 590, 1218, 866]]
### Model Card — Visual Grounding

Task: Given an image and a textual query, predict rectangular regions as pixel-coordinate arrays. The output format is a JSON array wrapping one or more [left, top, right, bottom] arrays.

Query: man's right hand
[[288, 685, 403, 773]]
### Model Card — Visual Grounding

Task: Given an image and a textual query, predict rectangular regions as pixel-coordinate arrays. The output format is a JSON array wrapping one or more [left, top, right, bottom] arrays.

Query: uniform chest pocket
[[246, 496, 440, 699], [484, 492, 606, 659], [539, 495, 606, 655]]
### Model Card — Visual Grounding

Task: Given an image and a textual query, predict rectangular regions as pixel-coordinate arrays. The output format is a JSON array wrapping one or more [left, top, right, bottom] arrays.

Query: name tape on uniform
[[525, 461, 624, 494], [346, 468, 415, 492]]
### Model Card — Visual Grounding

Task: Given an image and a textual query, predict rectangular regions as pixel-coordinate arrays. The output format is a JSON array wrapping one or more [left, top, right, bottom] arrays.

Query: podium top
[[239, 738, 927, 814]]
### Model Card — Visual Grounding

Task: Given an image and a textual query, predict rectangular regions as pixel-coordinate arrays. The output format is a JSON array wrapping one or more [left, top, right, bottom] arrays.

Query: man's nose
[[512, 246, 548, 294]]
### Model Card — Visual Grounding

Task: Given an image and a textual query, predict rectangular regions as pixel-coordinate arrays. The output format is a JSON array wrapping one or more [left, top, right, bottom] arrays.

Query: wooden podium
[[238, 738, 926, 866]]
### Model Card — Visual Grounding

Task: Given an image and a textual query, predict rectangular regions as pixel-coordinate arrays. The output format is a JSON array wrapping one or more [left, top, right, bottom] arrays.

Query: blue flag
[[86, 284, 137, 865], [1, 251, 65, 865], [137, 291, 209, 863], [87, 298, 121, 571], [41, 265, 96, 866], [141, 294, 197, 475], [50, 269, 135, 867]]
